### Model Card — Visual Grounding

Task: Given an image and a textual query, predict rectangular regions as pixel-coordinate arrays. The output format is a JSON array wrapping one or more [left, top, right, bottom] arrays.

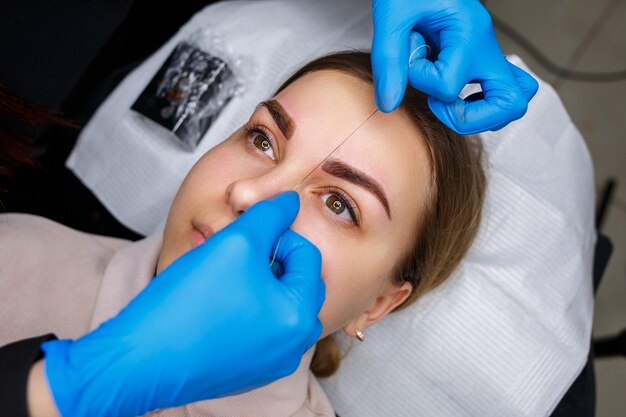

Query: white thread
[[270, 236, 281, 267], [409, 44, 431, 66]]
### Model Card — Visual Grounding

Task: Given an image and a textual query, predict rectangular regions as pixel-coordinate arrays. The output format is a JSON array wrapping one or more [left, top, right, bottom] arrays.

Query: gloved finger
[[507, 61, 539, 102], [408, 31, 429, 66], [407, 32, 468, 103], [467, 63, 537, 132], [461, 92, 508, 131], [229, 191, 300, 254], [274, 229, 325, 313], [371, 13, 412, 112], [303, 318, 324, 352], [427, 74, 529, 135]]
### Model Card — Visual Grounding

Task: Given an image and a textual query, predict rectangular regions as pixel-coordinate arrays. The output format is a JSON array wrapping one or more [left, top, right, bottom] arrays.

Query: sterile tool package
[[131, 30, 251, 151]]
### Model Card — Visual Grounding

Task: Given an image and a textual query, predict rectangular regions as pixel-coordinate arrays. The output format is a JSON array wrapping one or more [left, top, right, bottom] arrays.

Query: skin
[[158, 70, 433, 339], [27, 360, 59, 417]]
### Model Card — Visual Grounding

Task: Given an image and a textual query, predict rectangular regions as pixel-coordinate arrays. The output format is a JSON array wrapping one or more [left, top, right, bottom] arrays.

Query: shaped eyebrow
[[322, 159, 391, 220], [258, 100, 295, 139]]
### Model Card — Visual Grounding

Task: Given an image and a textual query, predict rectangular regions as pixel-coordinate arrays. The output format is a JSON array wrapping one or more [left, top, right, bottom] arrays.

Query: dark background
[[0, 0, 216, 240]]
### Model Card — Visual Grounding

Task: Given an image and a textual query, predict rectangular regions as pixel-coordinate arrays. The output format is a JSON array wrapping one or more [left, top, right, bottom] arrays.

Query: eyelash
[[319, 186, 361, 227]]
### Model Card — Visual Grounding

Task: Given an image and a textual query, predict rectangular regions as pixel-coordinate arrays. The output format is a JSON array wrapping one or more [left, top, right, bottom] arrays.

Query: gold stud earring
[[355, 329, 365, 342]]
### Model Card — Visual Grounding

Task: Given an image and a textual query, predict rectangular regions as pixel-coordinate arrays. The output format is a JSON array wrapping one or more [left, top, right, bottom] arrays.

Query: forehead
[[274, 70, 432, 224], [276, 70, 375, 131]]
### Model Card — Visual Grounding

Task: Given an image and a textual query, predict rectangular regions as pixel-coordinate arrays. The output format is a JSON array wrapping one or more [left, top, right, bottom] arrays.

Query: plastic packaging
[[132, 29, 253, 151]]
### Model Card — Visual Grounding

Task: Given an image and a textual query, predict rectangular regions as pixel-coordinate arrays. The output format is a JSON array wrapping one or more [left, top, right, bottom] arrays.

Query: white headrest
[[68, 2, 596, 416]]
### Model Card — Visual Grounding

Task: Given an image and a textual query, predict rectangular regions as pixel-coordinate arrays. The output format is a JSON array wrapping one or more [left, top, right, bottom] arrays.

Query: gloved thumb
[[274, 229, 325, 351], [275, 229, 325, 313], [230, 191, 300, 255]]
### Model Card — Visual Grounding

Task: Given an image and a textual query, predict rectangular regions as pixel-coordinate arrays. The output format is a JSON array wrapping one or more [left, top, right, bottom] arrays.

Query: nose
[[225, 172, 295, 216]]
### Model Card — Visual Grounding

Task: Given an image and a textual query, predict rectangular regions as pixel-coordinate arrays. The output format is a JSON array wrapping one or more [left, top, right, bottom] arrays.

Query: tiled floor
[[484, 0, 626, 415]]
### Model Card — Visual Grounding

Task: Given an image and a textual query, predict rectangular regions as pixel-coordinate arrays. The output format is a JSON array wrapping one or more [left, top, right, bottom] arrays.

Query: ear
[[343, 281, 413, 339]]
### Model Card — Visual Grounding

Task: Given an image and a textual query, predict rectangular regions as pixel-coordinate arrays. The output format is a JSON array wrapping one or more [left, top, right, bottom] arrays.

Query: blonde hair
[[276, 51, 486, 377]]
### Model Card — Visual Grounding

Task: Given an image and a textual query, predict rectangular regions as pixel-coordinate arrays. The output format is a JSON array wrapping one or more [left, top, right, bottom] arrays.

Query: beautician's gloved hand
[[371, 0, 539, 134], [40, 191, 325, 417]]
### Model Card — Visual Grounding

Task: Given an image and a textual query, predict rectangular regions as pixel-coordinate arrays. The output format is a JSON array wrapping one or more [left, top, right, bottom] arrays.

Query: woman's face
[[158, 70, 432, 338]]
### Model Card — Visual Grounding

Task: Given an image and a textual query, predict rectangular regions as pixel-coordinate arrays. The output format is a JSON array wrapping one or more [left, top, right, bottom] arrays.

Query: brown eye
[[253, 134, 271, 151], [251, 132, 276, 160], [325, 194, 346, 214], [321, 192, 359, 225]]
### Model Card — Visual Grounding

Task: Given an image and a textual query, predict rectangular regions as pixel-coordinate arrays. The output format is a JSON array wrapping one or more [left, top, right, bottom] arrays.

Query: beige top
[[0, 213, 335, 417]]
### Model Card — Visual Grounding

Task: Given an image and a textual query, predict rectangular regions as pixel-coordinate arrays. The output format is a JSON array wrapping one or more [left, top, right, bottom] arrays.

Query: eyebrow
[[258, 100, 295, 140], [322, 159, 391, 220]]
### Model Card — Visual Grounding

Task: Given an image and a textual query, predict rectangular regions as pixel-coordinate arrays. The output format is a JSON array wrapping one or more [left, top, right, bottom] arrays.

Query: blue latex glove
[[371, 0, 539, 134], [41, 191, 324, 417]]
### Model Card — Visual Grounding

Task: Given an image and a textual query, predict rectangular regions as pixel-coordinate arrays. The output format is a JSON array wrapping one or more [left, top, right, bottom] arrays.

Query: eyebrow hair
[[322, 159, 391, 220], [258, 99, 295, 139]]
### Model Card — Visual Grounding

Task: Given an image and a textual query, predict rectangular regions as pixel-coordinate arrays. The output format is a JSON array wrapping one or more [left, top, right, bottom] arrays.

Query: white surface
[[68, 2, 597, 416]]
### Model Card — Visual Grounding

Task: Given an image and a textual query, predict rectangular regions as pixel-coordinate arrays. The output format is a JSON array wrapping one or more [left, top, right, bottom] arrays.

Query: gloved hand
[[41, 191, 325, 417], [371, 0, 539, 134]]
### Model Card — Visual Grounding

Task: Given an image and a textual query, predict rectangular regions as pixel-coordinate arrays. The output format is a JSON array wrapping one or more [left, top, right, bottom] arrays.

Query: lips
[[190, 222, 215, 248]]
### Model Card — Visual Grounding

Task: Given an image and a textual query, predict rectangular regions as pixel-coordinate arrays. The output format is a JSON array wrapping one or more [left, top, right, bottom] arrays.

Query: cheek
[[290, 199, 391, 336], [161, 142, 253, 268], [177, 139, 265, 210], [169, 150, 229, 225], [190, 146, 246, 191]]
